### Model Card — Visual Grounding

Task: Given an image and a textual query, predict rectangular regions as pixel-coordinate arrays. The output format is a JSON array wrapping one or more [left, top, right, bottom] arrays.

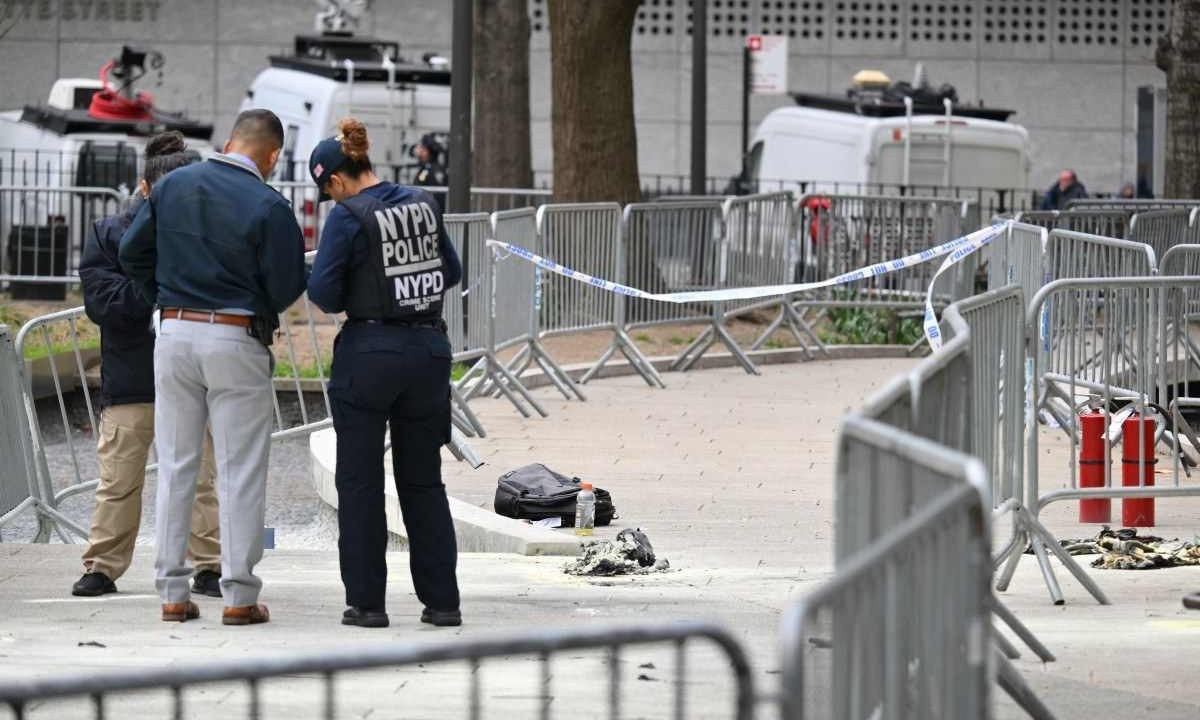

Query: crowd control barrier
[[0, 622, 755, 720], [1128, 207, 1200, 263], [0, 185, 124, 296], [1014, 209, 1130, 239]]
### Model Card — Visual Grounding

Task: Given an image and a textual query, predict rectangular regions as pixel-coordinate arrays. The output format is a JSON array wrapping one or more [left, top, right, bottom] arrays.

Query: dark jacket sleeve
[[118, 197, 159, 305], [258, 198, 308, 314], [80, 219, 155, 329]]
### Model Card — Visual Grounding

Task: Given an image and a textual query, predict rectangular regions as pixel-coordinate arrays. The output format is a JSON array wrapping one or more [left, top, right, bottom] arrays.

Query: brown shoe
[[1184, 592, 1200, 610], [162, 601, 200, 622], [222, 603, 270, 626]]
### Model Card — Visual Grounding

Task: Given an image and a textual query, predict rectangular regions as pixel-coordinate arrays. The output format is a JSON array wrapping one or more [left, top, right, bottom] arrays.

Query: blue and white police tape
[[486, 222, 1007, 306], [922, 222, 1010, 351]]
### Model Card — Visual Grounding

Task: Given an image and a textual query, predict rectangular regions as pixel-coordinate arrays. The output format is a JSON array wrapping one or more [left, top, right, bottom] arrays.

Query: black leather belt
[[347, 318, 447, 332]]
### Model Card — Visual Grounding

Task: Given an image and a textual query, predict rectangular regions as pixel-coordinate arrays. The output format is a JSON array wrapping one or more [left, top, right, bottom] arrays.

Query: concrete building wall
[[0, 0, 1172, 194]]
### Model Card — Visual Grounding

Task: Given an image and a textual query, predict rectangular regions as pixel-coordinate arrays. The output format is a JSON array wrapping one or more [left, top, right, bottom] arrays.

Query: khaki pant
[[82, 403, 221, 580]]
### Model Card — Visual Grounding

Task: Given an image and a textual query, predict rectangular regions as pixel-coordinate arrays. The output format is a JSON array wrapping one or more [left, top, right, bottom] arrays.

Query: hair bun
[[338, 117, 370, 162], [145, 130, 187, 158]]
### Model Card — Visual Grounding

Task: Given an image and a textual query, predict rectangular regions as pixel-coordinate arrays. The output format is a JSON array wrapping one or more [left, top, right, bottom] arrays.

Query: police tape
[[485, 222, 1007, 306], [922, 223, 1009, 350]]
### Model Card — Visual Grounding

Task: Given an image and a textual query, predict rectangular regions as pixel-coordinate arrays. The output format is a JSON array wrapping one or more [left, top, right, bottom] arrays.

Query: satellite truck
[[735, 66, 1032, 201], [237, 0, 451, 246], [0, 46, 213, 299]]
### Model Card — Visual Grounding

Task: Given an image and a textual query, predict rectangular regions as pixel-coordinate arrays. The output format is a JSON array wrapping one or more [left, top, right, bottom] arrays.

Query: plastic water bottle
[[574, 483, 595, 536]]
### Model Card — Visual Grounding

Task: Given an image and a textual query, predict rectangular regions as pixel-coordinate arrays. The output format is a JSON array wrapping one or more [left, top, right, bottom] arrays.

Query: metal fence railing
[[1014, 209, 1130, 239], [781, 416, 995, 720], [0, 622, 756, 720], [1127, 207, 1200, 263], [1044, 229, 1157, 281], [0, 325, 56, 542], [0, 185, 125, 296], [1066, 198, 1200, 212], [1017, 277, 1200, 605]]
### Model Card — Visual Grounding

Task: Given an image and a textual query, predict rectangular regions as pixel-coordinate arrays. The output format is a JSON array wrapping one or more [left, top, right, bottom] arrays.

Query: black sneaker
[[420, 607, 462, 627], [72, 572, 116, 597], [342, 607, 389, 628], [1184, 592, 1200, 611], [192, 570, 222, 598]]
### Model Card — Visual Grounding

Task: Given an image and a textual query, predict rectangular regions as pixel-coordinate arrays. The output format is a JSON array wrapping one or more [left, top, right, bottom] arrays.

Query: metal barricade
[[612, 199, 726, 384], [1044, 229, 1156, 281], [443, 213, 491, 359], [0, 622, 755, 720], [1014, 209, 1130, 238], [780, 416, 999, 720], [1127, 208, 1200, 262], [942, 288, 1026, 537], [985, 221, 1047, 308], [678, 192, 793, 374], [457, 208, 550, 418], [270, 181, 329, 252], [1020, 277, 1200, 605], [0, 185, 124, 291], [0, 325, 56, 542], [10, 256, 484, 541], [798, 195, 973, 308], [1066, 198, 1200, 212]]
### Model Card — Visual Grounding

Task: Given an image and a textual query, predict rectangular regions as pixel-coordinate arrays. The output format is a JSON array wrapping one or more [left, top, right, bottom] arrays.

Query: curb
[[309, 428, 581, 557]]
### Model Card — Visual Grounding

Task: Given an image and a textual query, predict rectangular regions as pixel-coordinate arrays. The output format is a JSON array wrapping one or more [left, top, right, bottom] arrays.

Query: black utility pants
[[328, 323, 460, 613]]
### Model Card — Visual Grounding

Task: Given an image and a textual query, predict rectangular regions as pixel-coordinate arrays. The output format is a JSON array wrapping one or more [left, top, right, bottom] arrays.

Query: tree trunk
[[472, 0, 533, 189], [547, 0, 641, 204], [1157, 0, 1200, 198]]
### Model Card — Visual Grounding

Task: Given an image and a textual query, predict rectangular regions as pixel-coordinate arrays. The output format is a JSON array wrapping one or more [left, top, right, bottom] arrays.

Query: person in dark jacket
[[411, 133, 447, 188], [1040, 169, 1088, 210], [120, 109, 307, 626], [72, 132, 222, 599], [308, 118, 462, 629]]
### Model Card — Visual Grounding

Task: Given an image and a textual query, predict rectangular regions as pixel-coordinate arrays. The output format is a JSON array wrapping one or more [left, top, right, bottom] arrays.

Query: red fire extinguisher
[[1078, 409, 1111, 523], [1122, 413, 1157, 527]]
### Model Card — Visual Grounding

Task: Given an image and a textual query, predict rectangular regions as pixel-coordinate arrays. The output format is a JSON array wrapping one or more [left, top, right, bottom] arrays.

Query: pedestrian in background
[[307, 118, 463, 629], [73, 131, 222, 599], [1040, 169, 1088, 210], [120, 110, 306, 625]]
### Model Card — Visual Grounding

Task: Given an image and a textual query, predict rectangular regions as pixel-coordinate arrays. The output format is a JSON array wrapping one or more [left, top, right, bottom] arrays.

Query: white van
[[238, 33, 451, 247], [746, 92, 1031, 194], [0, 48, 214, 297]]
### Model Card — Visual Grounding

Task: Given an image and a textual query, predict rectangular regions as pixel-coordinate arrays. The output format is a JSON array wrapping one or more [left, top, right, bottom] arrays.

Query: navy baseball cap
[[309, 136, 348, 201]]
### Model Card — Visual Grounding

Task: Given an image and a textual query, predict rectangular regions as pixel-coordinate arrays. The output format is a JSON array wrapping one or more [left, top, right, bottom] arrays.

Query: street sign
[[747, 34, 788, 95]]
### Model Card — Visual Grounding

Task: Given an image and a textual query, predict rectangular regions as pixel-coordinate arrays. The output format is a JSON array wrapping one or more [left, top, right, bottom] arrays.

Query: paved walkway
[[1, 359, 1199, 718]]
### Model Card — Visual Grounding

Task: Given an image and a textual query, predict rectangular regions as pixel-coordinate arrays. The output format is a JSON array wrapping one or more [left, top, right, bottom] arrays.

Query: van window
[[746, 141, 764, 182], [278, 123, 300, 182], [74, 141, 138, 191]]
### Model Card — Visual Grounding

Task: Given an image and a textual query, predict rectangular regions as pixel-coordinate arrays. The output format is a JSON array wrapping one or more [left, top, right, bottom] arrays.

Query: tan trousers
[[82, 403, 221, 580]]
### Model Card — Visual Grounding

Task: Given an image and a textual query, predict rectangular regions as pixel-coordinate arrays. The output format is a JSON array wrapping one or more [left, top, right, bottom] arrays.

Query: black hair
[[143, 130, 199, 186], [230, 109, 285, 151]]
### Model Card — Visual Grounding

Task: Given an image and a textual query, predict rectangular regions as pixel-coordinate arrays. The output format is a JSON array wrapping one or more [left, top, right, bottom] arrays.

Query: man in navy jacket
[[73, 133, 222, 599], [120, 110, 306, 625]]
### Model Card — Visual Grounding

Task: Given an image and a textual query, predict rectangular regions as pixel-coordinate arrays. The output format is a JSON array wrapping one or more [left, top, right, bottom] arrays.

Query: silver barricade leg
[[994, 650, 1058, 720]]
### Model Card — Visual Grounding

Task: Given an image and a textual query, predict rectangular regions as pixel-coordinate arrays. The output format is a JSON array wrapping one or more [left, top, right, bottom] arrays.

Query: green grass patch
[[817, 306, 923, 346], [273, 359, 472, 382], [634, 332, 652, 343], [764, 338, 786, 350]]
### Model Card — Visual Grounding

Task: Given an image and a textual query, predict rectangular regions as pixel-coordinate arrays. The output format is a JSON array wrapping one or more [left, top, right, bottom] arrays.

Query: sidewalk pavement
[[0, 360, 1198, 718]]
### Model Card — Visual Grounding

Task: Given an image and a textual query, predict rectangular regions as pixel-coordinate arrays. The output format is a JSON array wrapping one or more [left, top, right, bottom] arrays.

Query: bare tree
[[1156, 0, 1200, 198], [472, 0, 533, 188], [547, 0, 641, 203]]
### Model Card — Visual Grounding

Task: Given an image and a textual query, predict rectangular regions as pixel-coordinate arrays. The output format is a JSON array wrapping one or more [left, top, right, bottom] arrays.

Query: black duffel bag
[[494, 463, 615, 527]]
